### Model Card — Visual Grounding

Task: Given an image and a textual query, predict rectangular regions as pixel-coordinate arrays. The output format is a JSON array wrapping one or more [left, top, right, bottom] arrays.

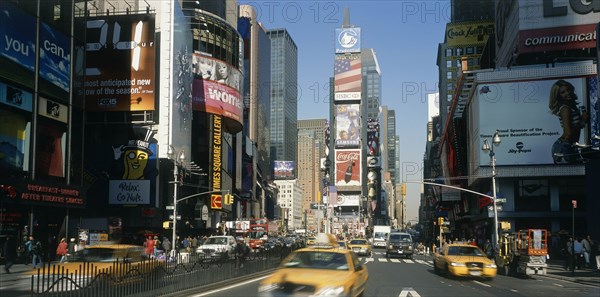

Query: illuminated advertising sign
[[0, 2, 35, 71], [445, 21, 494, 46], [334, 56, 362, 101], [335, 28, 361, 53], [366, 119, 379, 156], [211, 115, 223, 193], [335, 104, 361, 148], [518, 23, 597, 53], [0, 83, 33, 112], [85, 14, 156, 111], [40, 23, 71, 92], [476, 77, 588, 166], [192, 54, 242, 91], [192, 79, 243, 124], [38, 97, 68, 123], [335, 149, 361, 187], [108, 140, 157, 205], [336, 194, 359, 207], [274, 161, 295, 180], [518, 0, 600, 31]]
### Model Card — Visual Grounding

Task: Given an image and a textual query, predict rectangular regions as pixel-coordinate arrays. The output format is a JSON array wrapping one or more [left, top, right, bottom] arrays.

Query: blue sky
[[240, 0, 451, 220]]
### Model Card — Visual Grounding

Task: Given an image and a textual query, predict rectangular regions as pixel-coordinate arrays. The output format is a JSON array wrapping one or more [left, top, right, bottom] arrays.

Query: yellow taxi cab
[[305, 236, 317, 246], [337, 240, 348, 249], [433, 243, 497, 280], [347, 238, 372, 257], [258, 233, 368, 297]]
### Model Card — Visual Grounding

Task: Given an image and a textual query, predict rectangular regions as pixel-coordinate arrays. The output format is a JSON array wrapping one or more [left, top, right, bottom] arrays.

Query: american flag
[[334, 58, 362, 93]]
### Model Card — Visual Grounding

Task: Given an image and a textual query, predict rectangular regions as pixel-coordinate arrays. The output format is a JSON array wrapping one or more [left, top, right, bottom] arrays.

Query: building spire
[[343, 7, 350, 28]]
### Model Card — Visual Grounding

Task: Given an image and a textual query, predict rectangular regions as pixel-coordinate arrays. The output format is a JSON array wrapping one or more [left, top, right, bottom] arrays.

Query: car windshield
[[389, 234, 411, 242], [349, 240, 367, 245], [205, 237, 228, 245], [447, 246, 484, 256], [337, 242, 346, 247], [282, 251, 349, 270]]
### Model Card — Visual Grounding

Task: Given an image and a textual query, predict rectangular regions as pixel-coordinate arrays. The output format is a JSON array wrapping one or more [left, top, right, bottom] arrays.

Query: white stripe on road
[[378, 258, 387, 262], [390, 259, 401, 263], [553, 283, 563, 287], [403, 259, 414, 263], [472, 280, 491, 287], [188, 276, 268, 297]]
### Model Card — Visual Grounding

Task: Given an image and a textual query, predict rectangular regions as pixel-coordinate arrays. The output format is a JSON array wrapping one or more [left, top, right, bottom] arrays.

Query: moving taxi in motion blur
[[347, 238, 372, 257], [258, 233, 368, 297], [433, 243, 497, 280]]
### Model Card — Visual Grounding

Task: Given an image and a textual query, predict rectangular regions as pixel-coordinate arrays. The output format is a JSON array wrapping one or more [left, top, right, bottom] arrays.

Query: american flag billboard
[[334, 56, 362, 102]]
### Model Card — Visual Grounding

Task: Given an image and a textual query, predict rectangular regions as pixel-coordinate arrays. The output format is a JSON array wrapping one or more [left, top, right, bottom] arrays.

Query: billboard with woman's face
[[192, 54, 243, 131]]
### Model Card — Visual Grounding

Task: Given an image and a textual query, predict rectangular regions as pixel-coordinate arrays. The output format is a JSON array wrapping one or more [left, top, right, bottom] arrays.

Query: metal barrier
[[30, 247, 294, 297]]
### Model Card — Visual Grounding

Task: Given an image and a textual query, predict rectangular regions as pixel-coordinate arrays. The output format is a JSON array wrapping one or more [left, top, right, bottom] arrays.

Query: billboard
[[192, 54, 243, 128], [40, 23, 71, 92], [476, 77, 588, 166], [0, 2, 35, 72], [334, 56, 362, 101], [518, 23, 597, 54], [518, 0, 600, 31], [335, 149, 361, 187], [366, 119, 379, 156], [445, 21, 494, 46], [85, 14, 156, 111], [274, 161, 295, 180], [335, 28, 361, 53], [335, 104, 361, 148], [336, 194, 360, 207]]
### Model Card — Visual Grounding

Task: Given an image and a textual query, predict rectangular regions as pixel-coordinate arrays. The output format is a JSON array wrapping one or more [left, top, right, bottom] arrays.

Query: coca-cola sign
[[335, 149, 361, 187]]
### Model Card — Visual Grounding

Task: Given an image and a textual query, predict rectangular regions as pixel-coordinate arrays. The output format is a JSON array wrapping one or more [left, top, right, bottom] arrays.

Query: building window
[[446, 60, 453, 68], [445, 48, 453, 56]]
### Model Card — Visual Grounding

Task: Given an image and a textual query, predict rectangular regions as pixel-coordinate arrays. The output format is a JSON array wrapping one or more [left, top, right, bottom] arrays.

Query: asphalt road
[[186, 249, 600, 297]]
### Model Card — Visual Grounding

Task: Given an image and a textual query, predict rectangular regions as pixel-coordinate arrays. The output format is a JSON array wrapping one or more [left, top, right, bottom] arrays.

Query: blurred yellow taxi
[[433, 243, 496, 280], [337, 240, 348, 249], [347, 238, 372, 257], [306, 236, 317, 246], [259, 233, 368, 297]]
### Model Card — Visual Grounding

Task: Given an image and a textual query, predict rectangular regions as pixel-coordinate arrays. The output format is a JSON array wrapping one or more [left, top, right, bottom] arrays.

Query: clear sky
[[240, 0, 451, 221]]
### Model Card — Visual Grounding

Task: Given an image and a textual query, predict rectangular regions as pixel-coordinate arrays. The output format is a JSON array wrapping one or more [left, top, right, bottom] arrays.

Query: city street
[[185, 250, 600, 297]]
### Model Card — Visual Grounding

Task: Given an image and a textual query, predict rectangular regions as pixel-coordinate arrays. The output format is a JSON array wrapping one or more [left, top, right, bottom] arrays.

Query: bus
[[226, 218, 278, 249]]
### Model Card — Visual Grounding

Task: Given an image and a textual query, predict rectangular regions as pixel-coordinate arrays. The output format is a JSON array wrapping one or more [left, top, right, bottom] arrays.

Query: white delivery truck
[[372, 225, 391, 248]]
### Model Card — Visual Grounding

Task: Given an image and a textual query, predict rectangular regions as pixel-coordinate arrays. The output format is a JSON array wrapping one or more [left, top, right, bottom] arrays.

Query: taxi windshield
[[447, 246, 484, 256], [282, 251, 349, 271], [205, 237, 228, 245], [349, 239, 367, 245]]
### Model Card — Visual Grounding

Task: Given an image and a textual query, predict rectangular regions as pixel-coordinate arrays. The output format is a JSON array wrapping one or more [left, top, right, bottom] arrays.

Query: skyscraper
[[267, 29, 298, 165]]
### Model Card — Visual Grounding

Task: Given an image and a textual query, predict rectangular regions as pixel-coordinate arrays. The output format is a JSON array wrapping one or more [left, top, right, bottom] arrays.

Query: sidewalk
[[1, 263, 38, 297], [539, 259, 600, 287]]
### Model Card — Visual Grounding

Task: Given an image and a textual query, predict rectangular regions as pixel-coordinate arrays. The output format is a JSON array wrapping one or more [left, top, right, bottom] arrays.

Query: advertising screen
[[85, 14, 156, 111], [335, 28, 361, 53], [476, 77, 588, 166], [334, 149, 361, 187], [335, 104, 361, 148], [0, 2, 35, 71], [39, 23, 71, 92], [274, 161, 295, 180], [334, 56, 362, 101]]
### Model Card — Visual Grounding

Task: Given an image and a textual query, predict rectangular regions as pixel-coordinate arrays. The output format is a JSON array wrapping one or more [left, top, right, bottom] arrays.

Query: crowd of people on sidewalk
[[563, 235, 599, 271]]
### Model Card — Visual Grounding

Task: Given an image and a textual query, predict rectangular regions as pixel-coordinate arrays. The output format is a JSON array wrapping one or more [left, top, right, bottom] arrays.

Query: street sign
[[166, 205, 174, 210], [201, 205, 209, 220], [495, 198, 507, 204], [168, 215, 181, 220]]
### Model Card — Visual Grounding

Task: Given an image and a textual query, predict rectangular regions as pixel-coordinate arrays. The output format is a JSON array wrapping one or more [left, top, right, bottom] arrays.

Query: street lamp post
[[167, 146, 185, 256], [481, 130, 501, 248]]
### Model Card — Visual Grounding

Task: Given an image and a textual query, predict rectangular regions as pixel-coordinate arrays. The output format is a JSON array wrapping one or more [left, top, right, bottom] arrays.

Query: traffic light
[[401, 182, 406, 196], [223, 194, 234, 205], [438, 217, 444, 226]]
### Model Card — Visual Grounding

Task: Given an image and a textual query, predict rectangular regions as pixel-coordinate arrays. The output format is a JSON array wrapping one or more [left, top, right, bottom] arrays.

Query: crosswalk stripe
[[404, 259, 415, 263], [390, 259, 401, 263], [378, 258, 387, 262], [415, 259, 427, 264]]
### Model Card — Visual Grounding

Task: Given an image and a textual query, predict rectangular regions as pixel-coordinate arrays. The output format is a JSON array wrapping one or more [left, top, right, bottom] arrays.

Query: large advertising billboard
[[0, 2, 35, 72], [445, 21, 494, 46], [518, 0, 600, 31], [335, 28, 361, 53], [335, 104, 361, 148], [273, 161, 295, 180], [335, 149, 361, 187], [476, 77, 589, 166], [85, 14, 156, 111], [192, 54, 243, 129], [40, 23, 71, 92], [334, 56, 362, 101]]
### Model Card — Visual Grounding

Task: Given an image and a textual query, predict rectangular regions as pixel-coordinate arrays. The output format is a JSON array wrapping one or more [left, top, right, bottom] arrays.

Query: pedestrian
[[162, 237, 172, 255], [3, 234, 17, 273], [56, 238, 68, 263], [484, 239, 493, 259], [144, 236, 155, 258], [67, 238, 76, 262], [30, 236, 43, 268], [235, 238, 249, 268], [573, 236, 583, 269], [25, 236, 34, 265], [581, 235, 592, 268], [564, 237, 573, 270]]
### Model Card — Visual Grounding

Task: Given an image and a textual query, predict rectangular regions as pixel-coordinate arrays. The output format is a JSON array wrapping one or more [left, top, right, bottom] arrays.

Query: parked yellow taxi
[[347, 238, 372, 257], [433, 243, 496, 280], [258, 233, 368, 297]]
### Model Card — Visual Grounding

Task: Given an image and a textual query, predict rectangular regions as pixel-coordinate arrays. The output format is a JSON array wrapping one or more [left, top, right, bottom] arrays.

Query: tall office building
[[362, 49, 382, 120], [380, 106, 398, 185], [267, 29, 298, 165], [297, 119, 328, 207]]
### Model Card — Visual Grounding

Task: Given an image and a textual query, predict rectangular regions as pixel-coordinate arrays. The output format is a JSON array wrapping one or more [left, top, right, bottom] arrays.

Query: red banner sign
[[211, 194, 222, 209]]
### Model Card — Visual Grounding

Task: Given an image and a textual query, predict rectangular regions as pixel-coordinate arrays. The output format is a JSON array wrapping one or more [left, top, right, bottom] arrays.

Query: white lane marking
[[510, 289, 518, 293], [364, 258, 373, 264], [188, 275, 268, 296], [378, 258, 388, 262], [553, 283, 563, 287], [399, 287, 422, 297], [403, 259, 415, 263], [390, 259, 401, 263], [472, 280, 491, 287], [415, 260, 427, 264]]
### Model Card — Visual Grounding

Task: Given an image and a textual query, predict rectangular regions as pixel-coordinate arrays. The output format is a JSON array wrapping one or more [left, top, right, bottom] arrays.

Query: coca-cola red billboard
[[335, 149, 361, 187]]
